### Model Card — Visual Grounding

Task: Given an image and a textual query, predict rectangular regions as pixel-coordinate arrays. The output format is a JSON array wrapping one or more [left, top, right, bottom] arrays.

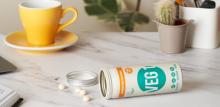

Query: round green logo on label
[[137, 66, 166, 92]]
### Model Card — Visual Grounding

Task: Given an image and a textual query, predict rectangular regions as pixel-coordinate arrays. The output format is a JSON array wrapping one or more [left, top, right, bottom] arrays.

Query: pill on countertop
[[58, 84, 67, 90], [79, 90, 87, 96], [83, 95, 91, 102], [74, 87, 82, 93]]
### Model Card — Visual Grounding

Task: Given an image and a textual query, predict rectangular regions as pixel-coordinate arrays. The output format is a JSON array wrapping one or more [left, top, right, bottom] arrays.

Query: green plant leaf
[[117, 12, 135, 32], [83, 0, 150, 32], [84, 0, 98, 4], [101, 0, 118, 14], [134, 13, 149, 24], [117, 12, 149, 32], [84, 0, 119, 16], [98, 14, 116, 22], [85, 4, 107, 15]]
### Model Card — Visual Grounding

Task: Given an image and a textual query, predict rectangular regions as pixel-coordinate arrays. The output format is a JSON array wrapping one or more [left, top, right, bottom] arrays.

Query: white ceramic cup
[[181, 6, 219, 49]]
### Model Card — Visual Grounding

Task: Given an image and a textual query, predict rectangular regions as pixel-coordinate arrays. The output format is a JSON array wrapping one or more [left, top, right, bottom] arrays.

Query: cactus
[[155, 0, 176, 25]]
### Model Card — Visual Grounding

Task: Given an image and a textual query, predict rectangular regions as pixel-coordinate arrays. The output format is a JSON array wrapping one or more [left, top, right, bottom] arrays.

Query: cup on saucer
[[19, 0, 78, 46]]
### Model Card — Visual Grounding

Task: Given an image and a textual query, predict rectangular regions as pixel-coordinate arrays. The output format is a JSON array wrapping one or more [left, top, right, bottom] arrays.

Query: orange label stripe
[[116, 67, 126, 97]]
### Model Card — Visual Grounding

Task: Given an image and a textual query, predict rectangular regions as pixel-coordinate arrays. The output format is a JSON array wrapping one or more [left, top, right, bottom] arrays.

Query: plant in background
[[155, 0, 189, 54], [83, 0, 149, 32], [155, 0, 176, 25]]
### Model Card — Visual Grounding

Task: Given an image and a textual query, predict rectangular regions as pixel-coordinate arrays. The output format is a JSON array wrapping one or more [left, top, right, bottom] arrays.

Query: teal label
[[137, 66, 166, 92]]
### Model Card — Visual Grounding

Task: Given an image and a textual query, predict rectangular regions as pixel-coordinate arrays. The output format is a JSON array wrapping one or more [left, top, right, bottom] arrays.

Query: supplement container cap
[[66, 71, 98, 87]]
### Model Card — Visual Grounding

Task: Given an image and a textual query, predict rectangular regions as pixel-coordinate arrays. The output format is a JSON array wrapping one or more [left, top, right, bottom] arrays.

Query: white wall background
[[0, 0, 220, 34], [0, 0, 159, 34]]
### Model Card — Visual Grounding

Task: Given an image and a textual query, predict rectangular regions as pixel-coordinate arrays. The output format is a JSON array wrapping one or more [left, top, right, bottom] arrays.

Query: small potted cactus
[[154, 0, 189, 53]]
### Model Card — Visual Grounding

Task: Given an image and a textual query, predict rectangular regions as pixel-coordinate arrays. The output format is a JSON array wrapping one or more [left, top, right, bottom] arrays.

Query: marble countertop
[[0, 32, 220, 107]]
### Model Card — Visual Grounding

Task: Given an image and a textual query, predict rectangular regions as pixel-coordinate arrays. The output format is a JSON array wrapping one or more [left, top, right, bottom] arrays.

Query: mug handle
[[57, 7, 78, 33]]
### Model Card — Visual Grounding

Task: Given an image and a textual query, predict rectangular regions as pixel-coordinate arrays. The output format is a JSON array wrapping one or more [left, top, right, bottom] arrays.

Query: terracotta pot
[[156, 20, 189, 53]]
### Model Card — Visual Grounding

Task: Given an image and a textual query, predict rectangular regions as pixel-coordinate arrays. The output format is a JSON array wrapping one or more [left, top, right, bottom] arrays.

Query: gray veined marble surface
[[0, 32, 220, 107]]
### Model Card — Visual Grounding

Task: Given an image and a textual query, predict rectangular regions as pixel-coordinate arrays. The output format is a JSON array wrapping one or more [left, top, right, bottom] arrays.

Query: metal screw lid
[[66, 71, 98, 87]]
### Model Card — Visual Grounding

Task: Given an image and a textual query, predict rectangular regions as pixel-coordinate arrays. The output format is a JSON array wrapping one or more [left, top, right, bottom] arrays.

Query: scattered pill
[[58, 84, 67, 90], [74, 87, 82, 93], [79, 90, 87, 96], [83, 95, 91, 102]]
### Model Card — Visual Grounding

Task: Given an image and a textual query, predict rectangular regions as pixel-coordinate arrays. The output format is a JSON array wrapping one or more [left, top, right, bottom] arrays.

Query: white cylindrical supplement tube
[[99, 63, 183, 99]]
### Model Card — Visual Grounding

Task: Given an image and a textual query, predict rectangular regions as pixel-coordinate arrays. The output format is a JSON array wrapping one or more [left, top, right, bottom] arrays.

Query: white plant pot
[[180, 7, 219, 49]]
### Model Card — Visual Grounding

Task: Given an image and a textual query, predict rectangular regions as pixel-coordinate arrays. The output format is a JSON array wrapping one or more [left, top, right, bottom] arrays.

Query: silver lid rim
[[66, 71, 98, 87]]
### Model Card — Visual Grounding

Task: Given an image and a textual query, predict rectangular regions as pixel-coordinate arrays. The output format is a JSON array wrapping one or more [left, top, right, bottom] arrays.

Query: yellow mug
[[19, 0, 78, 46]]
